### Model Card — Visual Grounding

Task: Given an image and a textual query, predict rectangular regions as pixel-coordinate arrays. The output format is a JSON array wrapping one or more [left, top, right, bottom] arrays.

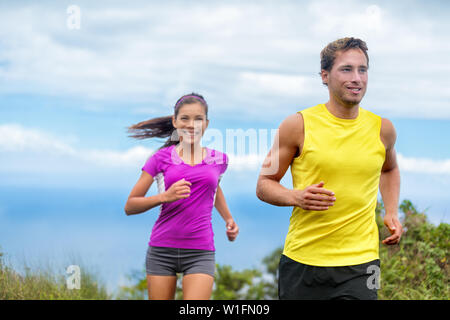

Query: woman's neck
[[177, 142, 205, 165]]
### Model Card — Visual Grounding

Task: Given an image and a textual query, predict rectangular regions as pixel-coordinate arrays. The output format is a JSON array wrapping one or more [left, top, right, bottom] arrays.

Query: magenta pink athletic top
[[142, 145, 228, 251]]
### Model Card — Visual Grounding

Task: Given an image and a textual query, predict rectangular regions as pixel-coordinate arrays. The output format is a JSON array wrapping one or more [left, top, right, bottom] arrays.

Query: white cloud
[[0, 123, 152, 170], [0, 124, 76, 155], [2, 124, 450, 177], [397, 153, 450, 174], [237, 72, 318, 97], [228, 153, 264, 172], [78, 147, 151, 168], [0, 123, 266, 173], [0, 1, 448, 119], [308, 2, 385, 37], [230, 152, 450, 176]]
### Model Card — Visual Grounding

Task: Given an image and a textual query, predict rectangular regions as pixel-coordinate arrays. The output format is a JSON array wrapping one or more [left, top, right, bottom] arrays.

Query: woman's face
[[172, 102, 209, 145]]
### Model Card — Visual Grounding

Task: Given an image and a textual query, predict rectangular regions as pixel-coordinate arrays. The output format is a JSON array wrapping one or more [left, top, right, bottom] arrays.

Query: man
[[256, 37, 402, 300]]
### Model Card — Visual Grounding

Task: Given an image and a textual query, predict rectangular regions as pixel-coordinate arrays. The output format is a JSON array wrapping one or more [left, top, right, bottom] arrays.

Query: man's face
[[321, 48, 368, 107]]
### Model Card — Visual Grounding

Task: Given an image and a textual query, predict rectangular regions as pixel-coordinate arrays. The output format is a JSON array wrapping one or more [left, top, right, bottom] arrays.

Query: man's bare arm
[[256, 113, 335, 210], [379, 118, 403, 245], [256, 113, 301, 206]]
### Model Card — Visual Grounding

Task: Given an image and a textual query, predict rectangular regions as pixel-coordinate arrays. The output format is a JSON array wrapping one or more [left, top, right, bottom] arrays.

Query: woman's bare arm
[[214, 185, 239, 241]]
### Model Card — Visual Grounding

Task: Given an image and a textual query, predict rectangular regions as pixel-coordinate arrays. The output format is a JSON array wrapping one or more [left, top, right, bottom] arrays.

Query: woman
[[124, 93, 239, 300]]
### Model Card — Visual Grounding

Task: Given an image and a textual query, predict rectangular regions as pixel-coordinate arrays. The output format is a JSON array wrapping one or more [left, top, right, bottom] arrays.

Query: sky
[[0, 0, 450, 295]]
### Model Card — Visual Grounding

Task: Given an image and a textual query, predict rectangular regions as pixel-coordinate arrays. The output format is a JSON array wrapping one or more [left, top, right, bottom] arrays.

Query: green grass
[[0, 249, 110, 300]]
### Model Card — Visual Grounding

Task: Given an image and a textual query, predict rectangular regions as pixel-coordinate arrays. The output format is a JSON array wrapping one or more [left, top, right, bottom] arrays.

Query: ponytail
[[128, 116, 179, 149], [128, 92, 207, 149]]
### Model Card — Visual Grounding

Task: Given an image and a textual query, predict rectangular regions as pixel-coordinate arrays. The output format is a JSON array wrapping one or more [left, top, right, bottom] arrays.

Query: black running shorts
[[278, 254, 380, 300]]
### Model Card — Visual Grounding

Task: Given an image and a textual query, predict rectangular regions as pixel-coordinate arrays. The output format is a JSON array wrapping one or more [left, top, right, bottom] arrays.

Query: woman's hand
[[161, 178, 192, 203], [226, 219, 239, 242]]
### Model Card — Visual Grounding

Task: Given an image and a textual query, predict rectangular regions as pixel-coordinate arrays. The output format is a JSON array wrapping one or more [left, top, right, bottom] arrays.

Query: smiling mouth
[[182, 130, 201, 135], [347, 87, 362, 94]]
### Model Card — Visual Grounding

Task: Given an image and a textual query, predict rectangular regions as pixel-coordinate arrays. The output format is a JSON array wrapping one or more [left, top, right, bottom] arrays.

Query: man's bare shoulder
[[279, 112, 304, 134], [278, 112, 304, 146], [380, 117, 397, 150]]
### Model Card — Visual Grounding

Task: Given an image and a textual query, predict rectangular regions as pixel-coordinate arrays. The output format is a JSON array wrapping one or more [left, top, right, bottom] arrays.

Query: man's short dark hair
[[320, 37, 369, 73]]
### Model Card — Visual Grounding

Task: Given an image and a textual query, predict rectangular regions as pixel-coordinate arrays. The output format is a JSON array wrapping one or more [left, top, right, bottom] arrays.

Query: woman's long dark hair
[[128, 93, 209, 149]]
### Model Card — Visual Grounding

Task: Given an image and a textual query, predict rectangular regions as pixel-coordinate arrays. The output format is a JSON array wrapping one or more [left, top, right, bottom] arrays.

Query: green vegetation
[[377, 200, 449, 299], [1, 199, 448, 299], [0, 252, 110, 300], [118, 199, 449, 300]]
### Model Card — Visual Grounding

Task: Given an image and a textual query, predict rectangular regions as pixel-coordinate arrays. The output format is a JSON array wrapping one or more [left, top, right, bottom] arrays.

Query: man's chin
[[342, 96, 363, 107]]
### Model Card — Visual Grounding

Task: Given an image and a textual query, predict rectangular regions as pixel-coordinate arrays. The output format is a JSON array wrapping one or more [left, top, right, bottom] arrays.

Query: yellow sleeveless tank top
[[283, 103, 385, 266]]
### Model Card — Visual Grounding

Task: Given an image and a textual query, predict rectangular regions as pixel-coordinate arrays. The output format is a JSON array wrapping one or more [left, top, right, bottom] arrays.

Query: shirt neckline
[[320, 103, 362, 124], [171, 144, 210, 167]]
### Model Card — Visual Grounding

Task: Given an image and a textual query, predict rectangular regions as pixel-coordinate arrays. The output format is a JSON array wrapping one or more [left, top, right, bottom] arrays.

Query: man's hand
[[294, 181, 336, 211], [382, 214, 403, 245]]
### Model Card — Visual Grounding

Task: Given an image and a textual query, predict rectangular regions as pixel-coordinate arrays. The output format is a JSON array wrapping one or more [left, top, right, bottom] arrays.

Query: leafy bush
[[377, 200, 449, 300]]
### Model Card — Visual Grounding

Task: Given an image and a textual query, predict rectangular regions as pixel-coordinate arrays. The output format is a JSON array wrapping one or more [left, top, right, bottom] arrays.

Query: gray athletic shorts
[[145, 246, 216, 277]]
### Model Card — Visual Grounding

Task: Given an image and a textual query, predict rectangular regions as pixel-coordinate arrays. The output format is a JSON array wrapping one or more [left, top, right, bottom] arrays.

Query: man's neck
[[325, 99, 360, 120]]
